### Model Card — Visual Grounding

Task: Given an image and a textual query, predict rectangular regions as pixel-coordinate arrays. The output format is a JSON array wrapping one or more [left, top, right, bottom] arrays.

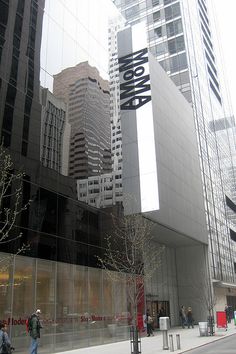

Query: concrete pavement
[[54, 322, 236, 354]]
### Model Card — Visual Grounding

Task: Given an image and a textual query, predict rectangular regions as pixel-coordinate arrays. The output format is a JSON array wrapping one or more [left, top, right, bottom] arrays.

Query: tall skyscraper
[[53, 61, 112, 180], [112, 0, 236, 305], [0, 0, 45, 161], [109, 15, 126, 172]]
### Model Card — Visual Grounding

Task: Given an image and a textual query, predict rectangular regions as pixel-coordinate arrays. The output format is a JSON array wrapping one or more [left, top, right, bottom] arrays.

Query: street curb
[[179, 331, 236, 353]]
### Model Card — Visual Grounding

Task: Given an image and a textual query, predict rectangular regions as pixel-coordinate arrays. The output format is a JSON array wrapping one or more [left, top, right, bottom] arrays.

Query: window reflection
[[0, 0, 129, 352]]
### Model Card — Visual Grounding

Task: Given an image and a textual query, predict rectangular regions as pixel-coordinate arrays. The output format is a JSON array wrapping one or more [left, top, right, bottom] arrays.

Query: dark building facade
[[0, 2, 129, 352], [0, 0, 44, 161]]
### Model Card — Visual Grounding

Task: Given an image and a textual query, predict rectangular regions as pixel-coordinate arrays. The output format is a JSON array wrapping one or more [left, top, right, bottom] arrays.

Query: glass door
[[146, 301, 170, 328]]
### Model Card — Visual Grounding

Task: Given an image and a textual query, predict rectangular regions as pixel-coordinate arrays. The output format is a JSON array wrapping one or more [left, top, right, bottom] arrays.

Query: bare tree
[[98, 212, 164, 354], [0, 145, 30, 271]]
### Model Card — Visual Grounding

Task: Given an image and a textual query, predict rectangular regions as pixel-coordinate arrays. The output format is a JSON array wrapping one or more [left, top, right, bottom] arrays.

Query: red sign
[[216, 311, 227, 328], [137, 313, 144, 331]]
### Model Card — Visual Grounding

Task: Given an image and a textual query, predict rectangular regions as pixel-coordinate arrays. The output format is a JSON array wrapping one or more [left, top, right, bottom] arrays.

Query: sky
[[211, 0, 236, 118]]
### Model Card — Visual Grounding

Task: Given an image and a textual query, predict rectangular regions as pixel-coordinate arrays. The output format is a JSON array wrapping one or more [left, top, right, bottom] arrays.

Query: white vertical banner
[[118, 22, 159, 212]]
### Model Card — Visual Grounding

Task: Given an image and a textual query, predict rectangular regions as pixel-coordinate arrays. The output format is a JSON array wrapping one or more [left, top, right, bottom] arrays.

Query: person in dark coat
[[179, 305, 187, 328], [0, 322, 12, 354], [145, 309, 154, 337], [225, 305, 231, 323], [29, 309, 42, 354], [186, 307, 194, 328]]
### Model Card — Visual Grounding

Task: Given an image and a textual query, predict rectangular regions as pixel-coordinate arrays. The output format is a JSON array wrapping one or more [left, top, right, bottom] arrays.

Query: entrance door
[[146, 301, 170, 328]]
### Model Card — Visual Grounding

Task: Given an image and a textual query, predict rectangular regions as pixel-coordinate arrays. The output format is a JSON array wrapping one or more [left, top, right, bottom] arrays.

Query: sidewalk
[[54, 322, 236, 354]]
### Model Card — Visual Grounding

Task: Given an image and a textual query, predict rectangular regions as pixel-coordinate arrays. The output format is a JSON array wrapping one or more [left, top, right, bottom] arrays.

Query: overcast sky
[[211, 0, 236, 118]]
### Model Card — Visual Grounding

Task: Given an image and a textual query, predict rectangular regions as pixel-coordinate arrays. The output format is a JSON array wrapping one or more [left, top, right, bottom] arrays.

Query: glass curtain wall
[[0, 0, 131, 352], [0, 253, 129, 352]]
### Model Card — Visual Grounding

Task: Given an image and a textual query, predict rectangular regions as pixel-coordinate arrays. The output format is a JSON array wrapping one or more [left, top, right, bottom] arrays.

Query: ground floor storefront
[[0, 243, 210, 353], [0, 253, 132, 352]]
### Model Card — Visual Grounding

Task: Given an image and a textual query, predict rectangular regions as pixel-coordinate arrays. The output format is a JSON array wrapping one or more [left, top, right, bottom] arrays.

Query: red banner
[[216, 311, 227, 328]]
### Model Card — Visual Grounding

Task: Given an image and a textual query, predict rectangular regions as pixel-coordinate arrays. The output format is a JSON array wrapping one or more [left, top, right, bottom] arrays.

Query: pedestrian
[[179, 305, 187, 328], [225, 305, 231, 323], [186, 307, 194, 328], [157, 307, 166, 328], [145, 309, 154, 337], [159, 307, 166, 317], [0, 322, 13, 354], [28, 309, 42, 354]]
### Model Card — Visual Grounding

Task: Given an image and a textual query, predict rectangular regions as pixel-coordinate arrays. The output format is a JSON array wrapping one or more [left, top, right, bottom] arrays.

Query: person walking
[[0, 322, 6, 354], [225, 305, 231, 323], [186, 307, 194, 328], [157, 307, 166, 328], [29, 309, 42, 354], [145, 309, 154, 337], [179, 305, 187, 329], [0, 322, 13, 354]]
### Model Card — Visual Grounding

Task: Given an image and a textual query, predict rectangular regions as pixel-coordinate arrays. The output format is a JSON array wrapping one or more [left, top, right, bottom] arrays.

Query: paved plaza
[[54, 322, 236, 354]]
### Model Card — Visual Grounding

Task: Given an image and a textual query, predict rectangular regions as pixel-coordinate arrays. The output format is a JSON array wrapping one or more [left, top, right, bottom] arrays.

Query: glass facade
[[0, 253, 130, 352], [0, 1, 132, 352]]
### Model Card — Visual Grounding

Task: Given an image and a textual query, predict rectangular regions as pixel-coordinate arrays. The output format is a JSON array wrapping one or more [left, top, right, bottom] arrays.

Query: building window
[[0, 0, 9, 26], [168, 35, 185, 54], [10, 56, 19, 83], [166, 18, 183, 38], [21, 141, 28, 156], [14, 14, 23, 37], [6, 84, 17, 106], [154, 26, 162, 38], [24, 96, 32, 115], [2, 104, 14, 132], [17, 0, 25, 16], [125, 5, 139, 19], [152, 42, 168, 56], [164, 0, 175, 4], [169, 52, 187, 73], [22, 115, 30, 140], [152, 0, 159, 6], [153, 10, 161, 22], [164, 3, 181, 21], [170, 71, 190, 86]]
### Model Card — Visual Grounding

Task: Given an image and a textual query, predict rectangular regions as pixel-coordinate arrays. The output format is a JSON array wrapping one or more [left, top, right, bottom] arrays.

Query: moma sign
[[119, 48, 151, 110], [117, 23, 159, 214]]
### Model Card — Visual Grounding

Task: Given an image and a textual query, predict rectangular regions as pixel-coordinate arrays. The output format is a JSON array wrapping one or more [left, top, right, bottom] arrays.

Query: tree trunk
[[130, 325, 140, 354], [131, 306, 140, 354]]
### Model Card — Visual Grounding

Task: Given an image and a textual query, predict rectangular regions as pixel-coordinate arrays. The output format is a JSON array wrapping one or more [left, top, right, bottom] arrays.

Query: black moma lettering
[[119, 47, 151, 110], [118, 48, 148, 73], [123, 66, 145, 81], [121, 96, 151, 110], [120, 74, 151, 100]]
